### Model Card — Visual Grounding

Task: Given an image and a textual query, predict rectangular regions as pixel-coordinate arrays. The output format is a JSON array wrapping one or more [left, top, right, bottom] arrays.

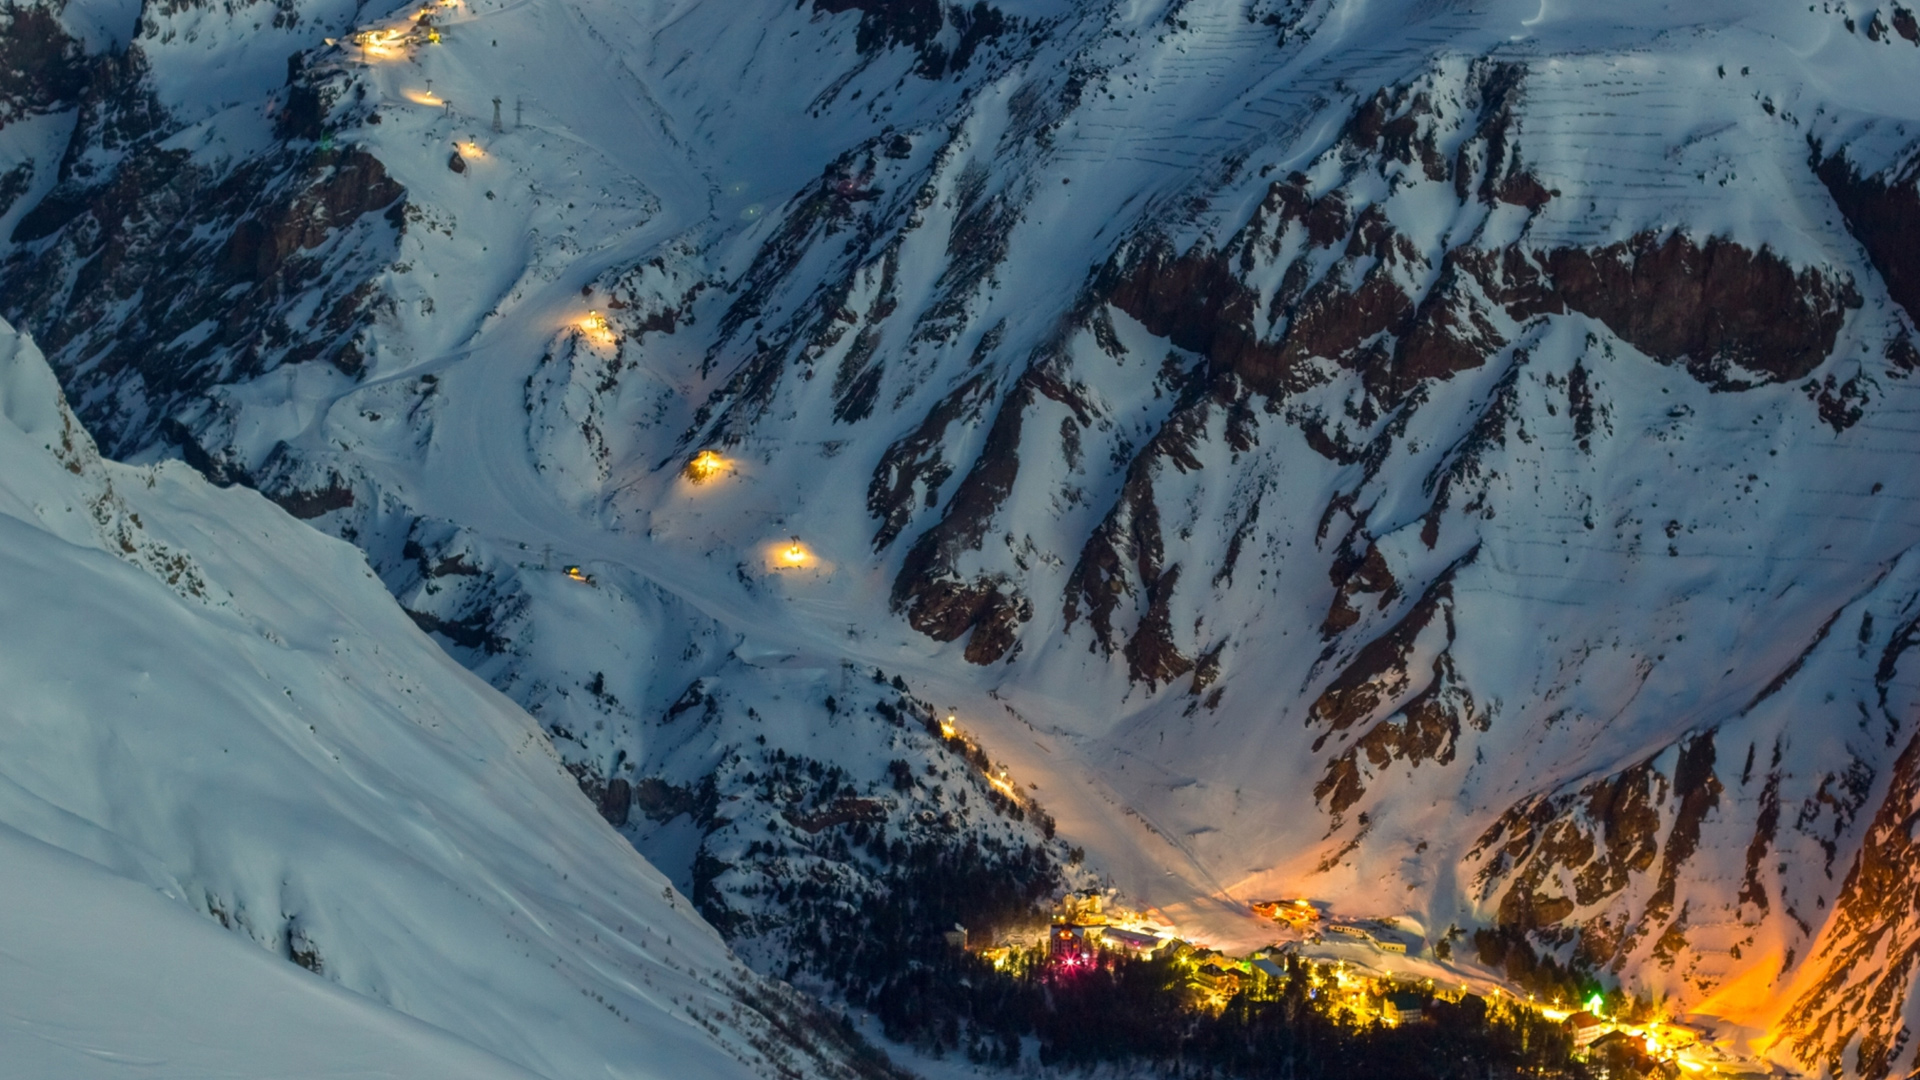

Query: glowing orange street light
[[780, 536, 809, 566], [456, 140, 485, 158], [940, 713, 957, 738]]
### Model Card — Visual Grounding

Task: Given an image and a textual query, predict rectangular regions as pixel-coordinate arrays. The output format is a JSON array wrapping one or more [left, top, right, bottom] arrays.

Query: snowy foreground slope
[[0, 829, 548, 1080], [0, 319, 883, 1080], [13, 0, 1920, 1074]]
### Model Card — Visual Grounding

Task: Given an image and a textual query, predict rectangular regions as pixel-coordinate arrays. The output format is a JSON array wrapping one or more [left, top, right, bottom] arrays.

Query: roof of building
[[1102, 927, 1163, 948]]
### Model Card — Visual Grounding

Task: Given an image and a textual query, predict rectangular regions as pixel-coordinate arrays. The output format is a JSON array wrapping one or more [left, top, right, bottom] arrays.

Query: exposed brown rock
[[219, 150, 404, 284], [4, 142, 406, 454], [1818, 148, 1920, 329], [1567, 357, 1595, 449], [868, 373, 995, 549], [0, 4, 86, 128], [1107, 236, 1270, 384], [404, 606, 505, 654], [1390, 248, 1509, 400], [1474, 759, 1662, 936], [1805, 372, 1868, 432], [1315, 652, 1474, 815], [1306, 561, 1464, 740], [1738, 765, 1782, 913], [1123, 565, 1194, 689], [599, 777, 631, 826], [1781, 726, 1920, 1080], [789, 797, 887, 834], [961, 584, 1030, 664], [1492, 170, 1554, 210], [811, 0, 1007, 77], [1631, 733, 1721, 943], [1063, 372, 1232, 679], [890, 355, 1098, 665], [1105, 75, 1852, 417], [271, 475, 355, 519], [1321, 542, 1398, 638], [1544, 233, 1857, 387], [1343, 86, 1450, 182], [1468, 732, 1721, 971]]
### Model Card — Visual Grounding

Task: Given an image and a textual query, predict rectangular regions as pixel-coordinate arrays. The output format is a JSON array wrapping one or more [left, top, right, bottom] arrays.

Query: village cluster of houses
[[988, 892, 1434, 1020], [958, 890, 1733, 1070], [1557, 1008, 1715, 1074]]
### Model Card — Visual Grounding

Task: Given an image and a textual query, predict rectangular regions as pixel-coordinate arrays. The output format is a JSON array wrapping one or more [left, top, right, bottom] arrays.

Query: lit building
[[1564, 1011, 1610, 1049], [1383, 990, 1428, 1025], [683, 450, 726, 483], [1101, 927, 1167, 956]]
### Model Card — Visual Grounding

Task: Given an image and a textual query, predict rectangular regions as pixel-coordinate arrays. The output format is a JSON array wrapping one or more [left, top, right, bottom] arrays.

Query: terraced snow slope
[[10, 0, 1920, 1074]]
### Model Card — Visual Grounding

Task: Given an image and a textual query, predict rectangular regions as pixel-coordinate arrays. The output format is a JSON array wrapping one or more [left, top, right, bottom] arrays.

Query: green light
[[1586, 993, 1604, 1015]]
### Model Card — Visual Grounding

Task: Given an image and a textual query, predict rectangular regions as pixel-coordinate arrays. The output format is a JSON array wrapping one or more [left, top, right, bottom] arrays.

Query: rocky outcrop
[[812, 0, 1012, 78], [3, 127, 405, 455], [890, 364, 1087, 663], [1321, 543, 1398, 637], [1112, 200, 1853, 406], [1307, 563, 1475, 816], [1818, 147, 1920, 331], [1544, 233, 1857, 387], [868, 372, 995, 550], [1779, 726, 1920, 1080], [270, 474, 355, 519], [1063, 371, 1226, 687], [0, 4, 86, 128], [1469, 732, 1723, 969], [1106, 65, 1855, 417]]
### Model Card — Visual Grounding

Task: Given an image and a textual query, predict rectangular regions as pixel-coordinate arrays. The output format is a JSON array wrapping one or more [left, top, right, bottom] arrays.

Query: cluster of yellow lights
[[456, 140, 485, 158], [780, 536, 810, 565], [684, 449, 727, 484], [939, 712, 1021, 798], [577, 310, 616, 346], [352, 27, 411, 59]]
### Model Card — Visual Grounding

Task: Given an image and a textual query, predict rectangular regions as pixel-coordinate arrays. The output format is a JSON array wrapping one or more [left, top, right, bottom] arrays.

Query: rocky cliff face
[[8, 0, 1920, 1073]]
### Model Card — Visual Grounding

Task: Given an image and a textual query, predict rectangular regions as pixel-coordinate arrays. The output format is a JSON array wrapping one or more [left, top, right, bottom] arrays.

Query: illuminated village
[[927, 873, 1782, 1080], [875, 707, 1772, 1080]]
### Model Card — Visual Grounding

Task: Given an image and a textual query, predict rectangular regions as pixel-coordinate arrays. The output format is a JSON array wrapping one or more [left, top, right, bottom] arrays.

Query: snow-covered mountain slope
[[0, 318, 887, 1080], [11, 0, 1920, 1073], [0, 826, 547, 1080]]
